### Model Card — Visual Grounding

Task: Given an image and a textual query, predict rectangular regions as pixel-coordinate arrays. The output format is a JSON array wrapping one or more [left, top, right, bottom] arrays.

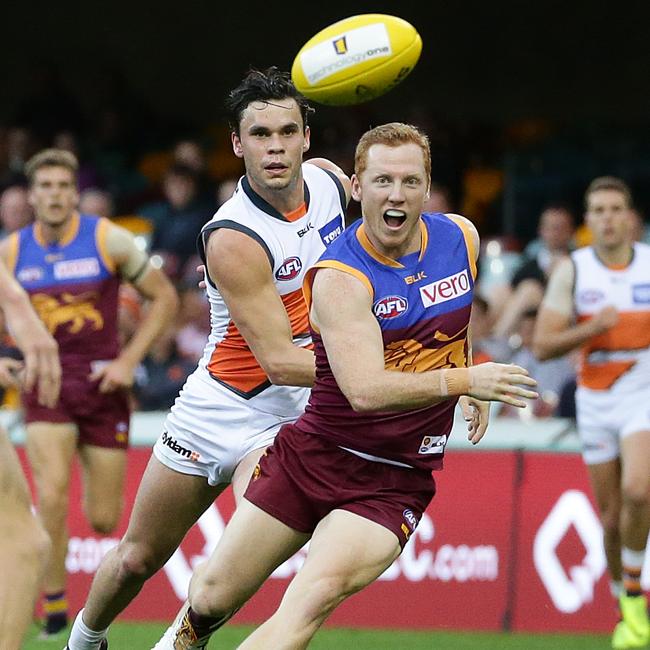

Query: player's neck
[[36, 212, 78, 245], [595, 241, 633, 268], [247, 175, 305, 216]]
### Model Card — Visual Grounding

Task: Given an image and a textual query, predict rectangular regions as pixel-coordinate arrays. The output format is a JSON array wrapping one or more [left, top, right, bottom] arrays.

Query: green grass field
[[24, 622, 610, 649]]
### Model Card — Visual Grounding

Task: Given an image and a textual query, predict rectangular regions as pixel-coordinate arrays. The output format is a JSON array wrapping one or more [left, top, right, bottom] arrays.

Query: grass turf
[[24, 622, 610, 649]]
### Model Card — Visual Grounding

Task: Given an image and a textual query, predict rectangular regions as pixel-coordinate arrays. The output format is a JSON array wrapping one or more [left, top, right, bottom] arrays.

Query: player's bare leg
[[0, 428, 50, 650], [586, 458, 623, 592], [78, 445, 127, 534], [238, 509, 401, 649], [612, 430, 650, 649], [26, 421, 77, 635], [153, 499, 309, 649], [231, 446, 269, 506]]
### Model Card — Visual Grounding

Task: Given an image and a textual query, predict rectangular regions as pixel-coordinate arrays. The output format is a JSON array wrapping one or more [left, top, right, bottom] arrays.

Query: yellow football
[[291, 14, 422, 106]]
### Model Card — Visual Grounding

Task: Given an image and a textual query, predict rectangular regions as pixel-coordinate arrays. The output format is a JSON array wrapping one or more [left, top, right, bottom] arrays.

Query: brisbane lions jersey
[[572, 243, 650, 392], [8, 214, 120, 366], [298, 212, 477, 471], [197, 163, 346, 412]]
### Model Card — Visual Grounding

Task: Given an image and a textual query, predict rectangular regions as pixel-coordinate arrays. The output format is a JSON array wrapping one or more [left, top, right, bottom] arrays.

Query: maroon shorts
[[244, 424, 436, 549], [22, 368, 130, 450]]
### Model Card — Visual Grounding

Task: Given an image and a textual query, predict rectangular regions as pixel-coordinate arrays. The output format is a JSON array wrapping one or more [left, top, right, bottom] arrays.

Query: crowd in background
[[1, 66, 649, 418]]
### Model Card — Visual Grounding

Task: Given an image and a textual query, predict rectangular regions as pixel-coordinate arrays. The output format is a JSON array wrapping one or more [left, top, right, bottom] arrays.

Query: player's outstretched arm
[[0, 256, 61, 408], [311, 267, 538, 412], [206, 228, 316, 387], [90, 222, 180, 392], [533, 257, 617, 360]]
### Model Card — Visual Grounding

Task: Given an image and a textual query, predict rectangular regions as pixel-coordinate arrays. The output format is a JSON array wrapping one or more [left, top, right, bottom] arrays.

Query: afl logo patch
[[275, 257, 302, 281], [373, 295, 408, 319]]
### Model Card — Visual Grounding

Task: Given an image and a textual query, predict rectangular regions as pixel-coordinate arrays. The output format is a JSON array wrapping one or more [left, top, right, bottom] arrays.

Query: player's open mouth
[[383, 209, 407, 229]]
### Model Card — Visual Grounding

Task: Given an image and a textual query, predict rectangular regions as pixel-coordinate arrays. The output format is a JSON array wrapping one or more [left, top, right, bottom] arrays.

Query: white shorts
[[153, 369, 309, 486], [575, 385, 650, 465]]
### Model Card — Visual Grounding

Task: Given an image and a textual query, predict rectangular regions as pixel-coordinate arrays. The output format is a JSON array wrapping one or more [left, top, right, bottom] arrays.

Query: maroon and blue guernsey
[[8, 214, 120, 368], [298, 213, 477, 471]]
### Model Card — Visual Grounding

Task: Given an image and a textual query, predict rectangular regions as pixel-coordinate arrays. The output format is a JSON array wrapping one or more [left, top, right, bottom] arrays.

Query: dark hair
[[226, 67, 314, 135]]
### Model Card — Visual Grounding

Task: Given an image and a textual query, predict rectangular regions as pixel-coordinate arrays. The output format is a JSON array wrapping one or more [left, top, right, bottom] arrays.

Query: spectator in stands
[[140, 163, 214, 268], [470, 296, 511, 364], [0, 185, 33, 237], [493, 204, 575, 337], [133, 325, 195, 411], [79, 188, 114, 220], [174, 275, 210, 363], [501, 308, 575, 418], [423, 182, 452, 213]]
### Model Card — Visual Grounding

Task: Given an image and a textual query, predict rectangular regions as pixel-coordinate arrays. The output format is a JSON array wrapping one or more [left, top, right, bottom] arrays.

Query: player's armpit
[[206, 229, 315, 387]]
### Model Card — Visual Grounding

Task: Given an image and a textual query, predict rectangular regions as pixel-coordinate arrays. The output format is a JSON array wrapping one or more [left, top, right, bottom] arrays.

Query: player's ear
[[351, 174, 362, 202], [303, 126, 311, 152], [231, 132, 244, 159]]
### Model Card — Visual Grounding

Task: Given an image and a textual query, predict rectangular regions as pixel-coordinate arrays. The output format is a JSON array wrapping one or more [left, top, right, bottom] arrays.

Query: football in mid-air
[[291, 14, 422, 106]]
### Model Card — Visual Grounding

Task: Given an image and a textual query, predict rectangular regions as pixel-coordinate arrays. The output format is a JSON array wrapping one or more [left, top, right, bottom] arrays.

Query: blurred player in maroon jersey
[[0, 255, 59, 650], [0, 148, 179, 638]]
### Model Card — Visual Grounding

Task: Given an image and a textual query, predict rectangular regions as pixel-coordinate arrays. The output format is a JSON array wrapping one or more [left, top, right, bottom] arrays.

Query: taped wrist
[[439, 368, 470, 396]]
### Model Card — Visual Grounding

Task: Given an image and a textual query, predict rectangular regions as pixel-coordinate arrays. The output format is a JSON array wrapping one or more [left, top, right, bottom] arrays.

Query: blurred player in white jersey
[[534, 177, 650, 650], [0, 255, 59, 650], [65, 67, 350, 650]]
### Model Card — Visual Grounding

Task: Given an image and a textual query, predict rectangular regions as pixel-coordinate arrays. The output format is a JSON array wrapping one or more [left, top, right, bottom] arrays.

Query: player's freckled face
[[232, 98, 310, 195], [29, 166, 79, 227], [352, 143, 429, 259]]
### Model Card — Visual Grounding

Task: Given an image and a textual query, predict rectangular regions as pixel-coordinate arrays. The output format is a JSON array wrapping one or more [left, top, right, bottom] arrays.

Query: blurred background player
[[65, 67, 350, 650], [0, 255, 59, 650], [534, 176, 650, 649], [0, 148, 179, 638]]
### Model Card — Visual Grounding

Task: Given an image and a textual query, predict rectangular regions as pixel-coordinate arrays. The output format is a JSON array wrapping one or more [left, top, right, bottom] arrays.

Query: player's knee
[[293, 575, 354, 623], [621, 481, 650, 511], [89, 511, 120, 535], [115, 540, 163, 582], [189, 577, 241, 620]]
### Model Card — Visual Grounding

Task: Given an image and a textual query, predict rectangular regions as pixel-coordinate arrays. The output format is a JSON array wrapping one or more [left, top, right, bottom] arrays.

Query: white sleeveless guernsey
[[153, 163, 346, 485]]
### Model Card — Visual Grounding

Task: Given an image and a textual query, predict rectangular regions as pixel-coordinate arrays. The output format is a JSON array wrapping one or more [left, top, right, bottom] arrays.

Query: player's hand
[[468, 363, 538, 408], [197, 264, 207, 290], [591, 305, 618, 334], [458, 396, 490, 444], [0, 358, 23, 389], [21, 335, 61, 408], [89, 357, 136, 393]]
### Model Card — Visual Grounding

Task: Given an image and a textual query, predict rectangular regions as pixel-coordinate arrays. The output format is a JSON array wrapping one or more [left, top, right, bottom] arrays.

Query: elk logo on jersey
[[319, 215, 343, 246], [275, 257, 303, 281], [373, 295, 408, 319]]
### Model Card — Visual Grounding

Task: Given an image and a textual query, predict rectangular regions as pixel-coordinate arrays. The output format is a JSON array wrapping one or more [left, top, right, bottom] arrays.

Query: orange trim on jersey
[[208, 287, 311, 395], [283, 202, 307, 223], [303, 261, 374, 335], [578, 311, 650, 389], [356, 219, 428, 268], [96, 218, 116, 274], [447, 215, 478, 279], [34, 212, 80, 248], [207, 320, 268, 394], [5, 232, 19, 274]]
